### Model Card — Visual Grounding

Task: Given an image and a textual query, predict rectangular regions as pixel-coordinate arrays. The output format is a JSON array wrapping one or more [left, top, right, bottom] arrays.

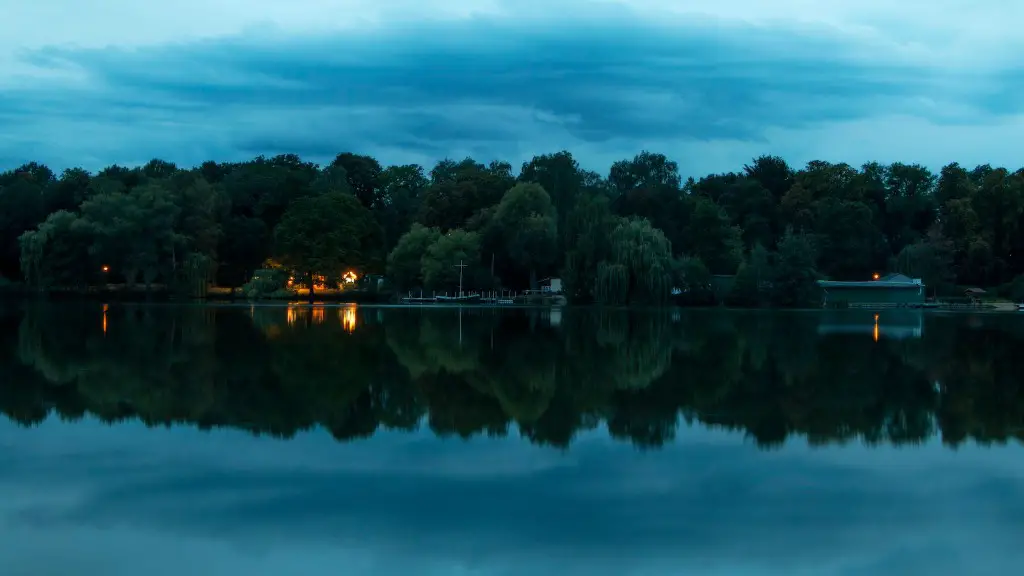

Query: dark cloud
[[2, 15, 1022, 172]]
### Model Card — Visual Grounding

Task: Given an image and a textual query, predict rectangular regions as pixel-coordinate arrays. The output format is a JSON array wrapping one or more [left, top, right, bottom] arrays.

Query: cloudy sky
[[2, 0, 1023, 176], [3, 417, 1024, 575]]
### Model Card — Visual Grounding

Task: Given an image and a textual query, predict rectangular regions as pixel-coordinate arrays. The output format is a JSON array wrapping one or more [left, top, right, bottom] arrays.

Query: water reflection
[[2, 304, 1024, 450], [341, 306, 356, 333]]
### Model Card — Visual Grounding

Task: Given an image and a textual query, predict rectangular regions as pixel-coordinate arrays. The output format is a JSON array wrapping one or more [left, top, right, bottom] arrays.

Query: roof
[[964, 287, 987, 294], [817, 280, 923, 289], [880, 273, 913, 282]]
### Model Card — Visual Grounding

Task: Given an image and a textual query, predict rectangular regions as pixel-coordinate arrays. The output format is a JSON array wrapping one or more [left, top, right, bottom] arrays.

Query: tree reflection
[[3, 304, 1024, 450]]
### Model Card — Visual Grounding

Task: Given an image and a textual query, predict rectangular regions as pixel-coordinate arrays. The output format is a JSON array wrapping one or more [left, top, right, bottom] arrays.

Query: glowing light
[[872, 273, 880, 280], [874, 314, 879, 342], [101, 265, 110, 273], [342, 306, 357, 333], [102, 303, 108, 334], [287, 306, 298, 326], [343, 270, 358, 284], [312, 307, 325, 324]]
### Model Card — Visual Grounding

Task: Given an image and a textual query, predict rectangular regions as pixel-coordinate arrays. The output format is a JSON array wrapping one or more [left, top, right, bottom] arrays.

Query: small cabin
[[964, 287, 986, 303]]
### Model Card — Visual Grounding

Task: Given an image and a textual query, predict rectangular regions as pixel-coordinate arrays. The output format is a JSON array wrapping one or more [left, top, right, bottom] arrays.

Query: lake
[[1, 303, 1023, 575]]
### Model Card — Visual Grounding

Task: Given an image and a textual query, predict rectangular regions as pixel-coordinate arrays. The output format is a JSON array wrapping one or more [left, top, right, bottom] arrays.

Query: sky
[[1, 0, 1023, 177], [2, 416, 1024, 575]]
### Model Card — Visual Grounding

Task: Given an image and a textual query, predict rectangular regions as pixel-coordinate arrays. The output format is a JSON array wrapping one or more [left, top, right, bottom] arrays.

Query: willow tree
[[563, 191, 615, 303], [594, 217, 674, 305], [19, 210, 93, 289]]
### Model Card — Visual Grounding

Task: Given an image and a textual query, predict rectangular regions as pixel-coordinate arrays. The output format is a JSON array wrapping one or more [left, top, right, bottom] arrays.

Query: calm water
[[1, 303, 1023, 575]]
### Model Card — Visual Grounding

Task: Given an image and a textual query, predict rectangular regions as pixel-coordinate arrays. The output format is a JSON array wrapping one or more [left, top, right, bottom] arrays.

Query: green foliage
[[10, 305, 1024, 450], [19, 211, 93, 289], [387, 224, 441, 290], [242, 268, 291, 299], [421, 229, 482, 291], [274, 192, 378, 294], [494, 182, 558, 287], [673, 256, 713, 305], [729, 243, 774, 306], [594, 217, 673, 305], [78, 182, 181, 286], [562, 192, 615, 303], [6, 150, 1024, 304], [687, 197, 743, 275], [772, 229, 820, 307], [894, 229, 955, 296]]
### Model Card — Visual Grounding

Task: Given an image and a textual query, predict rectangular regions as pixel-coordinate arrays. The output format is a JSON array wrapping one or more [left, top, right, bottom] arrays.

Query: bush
[[242, 269, 292, 300]]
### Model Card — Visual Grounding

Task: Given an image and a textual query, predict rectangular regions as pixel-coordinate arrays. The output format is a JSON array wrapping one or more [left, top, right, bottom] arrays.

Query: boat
[[434, 294, 482, 304]]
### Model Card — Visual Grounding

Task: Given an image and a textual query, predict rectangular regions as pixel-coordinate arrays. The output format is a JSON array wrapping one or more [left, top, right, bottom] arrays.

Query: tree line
[[3, 151, 1024, 304], [4, 305, 1023, 449]]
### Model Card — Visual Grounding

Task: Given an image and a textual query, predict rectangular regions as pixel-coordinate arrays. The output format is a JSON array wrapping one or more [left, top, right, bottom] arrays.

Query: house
[[964, 287, 986, 303], [540, 278, 562, 294], [879, 273, 914, 283], [817, 273, 925, 307]]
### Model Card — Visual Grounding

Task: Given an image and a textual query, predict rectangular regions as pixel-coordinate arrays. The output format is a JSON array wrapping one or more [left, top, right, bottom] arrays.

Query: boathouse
[[817, 273, 925, 307]]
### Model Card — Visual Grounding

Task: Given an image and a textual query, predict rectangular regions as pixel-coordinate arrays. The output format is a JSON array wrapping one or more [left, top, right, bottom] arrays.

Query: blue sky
[[2, 0, 1023, 176]]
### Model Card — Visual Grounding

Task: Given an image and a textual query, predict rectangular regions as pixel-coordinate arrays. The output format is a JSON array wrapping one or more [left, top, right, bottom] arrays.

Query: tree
[[730, 243, 774, 306], [813, 197, 886, 280], [421, 229, 482, 292], [744, 155, 794, 201], [687, 197, 743, 275], [494, 183, 558, 288], [609, 151, 681, 192], [10, 148, 1024, 301], [331, 153, 383, 208], [772, 229, 819, 307], [895, 228, 955, 297], [594, 217, 674, 305], [419, 158, 514, 232], [76, 183, 179, 287], [0, 165, 49, 279], [19, 211, 93, 288], [377, 164, 429, 252], [674, 256, 713, 305], [217, 215, 269, 288], [519, 151, 585, 243], [387, 224, 441, 291], [274, 192, 377, 302]]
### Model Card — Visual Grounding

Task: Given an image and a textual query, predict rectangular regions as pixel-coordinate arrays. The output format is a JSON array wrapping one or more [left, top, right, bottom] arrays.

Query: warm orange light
[[102, 303, 108, 334], [101, 265, 110, 273], [872, 273, 880, 280], [343, 270, 358, 284], [342, 306, 356, 333], [874, 314, 879, 342], [312, 307, 325, 324]]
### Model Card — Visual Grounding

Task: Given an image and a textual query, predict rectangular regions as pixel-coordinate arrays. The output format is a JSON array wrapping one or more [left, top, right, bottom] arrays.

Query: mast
[[454, 260, 467, 298]]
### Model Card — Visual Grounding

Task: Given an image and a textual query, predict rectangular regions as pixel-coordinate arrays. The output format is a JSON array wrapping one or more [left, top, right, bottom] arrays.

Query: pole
[[454, 260, 468, 298]]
